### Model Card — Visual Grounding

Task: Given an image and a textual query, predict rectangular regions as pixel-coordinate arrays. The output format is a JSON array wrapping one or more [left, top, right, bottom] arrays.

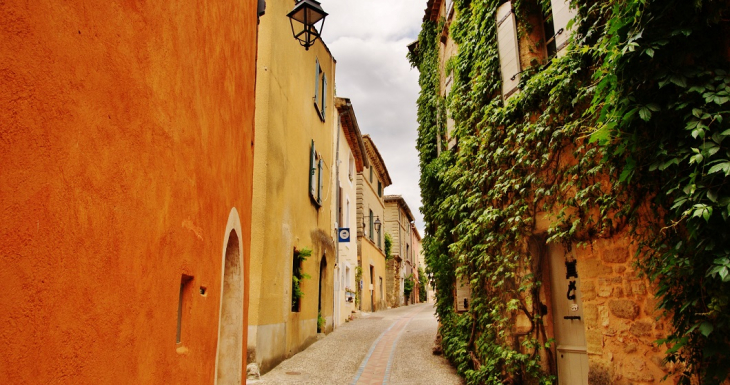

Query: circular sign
[[339, 228, 350, 240]]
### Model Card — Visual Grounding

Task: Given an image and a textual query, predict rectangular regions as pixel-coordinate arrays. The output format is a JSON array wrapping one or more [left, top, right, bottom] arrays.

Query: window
[[314, 59, 327, 120], [549, 0, 576, 56], [338, 187, 343, 226], [369, 210, 374, 241], [346, 198, 350, 227], [496, 1, 521, 99], [378, 226, 382, 249], [292, 251, 301, 312], [176, 274, 194, 344], [369, 166, 373, 183], [348, 153, 355, 182], [377, 181, 382, 197], [309, 140, 323, 206]]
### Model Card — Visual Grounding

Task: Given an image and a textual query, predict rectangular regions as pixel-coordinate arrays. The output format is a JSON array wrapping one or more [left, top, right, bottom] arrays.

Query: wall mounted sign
[[338, 228, 350, 242]]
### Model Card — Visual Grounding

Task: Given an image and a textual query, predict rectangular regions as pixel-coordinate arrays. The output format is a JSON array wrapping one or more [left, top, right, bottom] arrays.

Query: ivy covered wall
[[410, 0, 730, 384]]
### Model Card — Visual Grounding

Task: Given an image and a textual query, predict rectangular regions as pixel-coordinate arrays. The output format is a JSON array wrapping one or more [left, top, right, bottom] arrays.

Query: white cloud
[[317, 0, 427, 235]]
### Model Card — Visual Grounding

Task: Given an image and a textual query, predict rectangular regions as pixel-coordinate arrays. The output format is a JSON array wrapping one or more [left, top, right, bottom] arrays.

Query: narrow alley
[[250, 303, 463, 385]]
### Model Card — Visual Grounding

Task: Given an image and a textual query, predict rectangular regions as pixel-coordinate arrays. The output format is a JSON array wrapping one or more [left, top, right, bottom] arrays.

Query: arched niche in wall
[[215, 208, 244, 385]]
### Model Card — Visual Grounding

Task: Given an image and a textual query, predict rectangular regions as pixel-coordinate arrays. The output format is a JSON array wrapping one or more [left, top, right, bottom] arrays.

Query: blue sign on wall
[[338, 228, 350, 242]]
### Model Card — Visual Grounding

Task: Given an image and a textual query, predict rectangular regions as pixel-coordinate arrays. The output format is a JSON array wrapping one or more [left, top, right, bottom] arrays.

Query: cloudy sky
[[317, 0, 427, 235]]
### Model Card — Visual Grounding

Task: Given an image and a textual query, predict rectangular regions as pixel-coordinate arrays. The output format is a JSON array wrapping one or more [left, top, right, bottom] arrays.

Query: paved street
[[250, 303, 464, 385]]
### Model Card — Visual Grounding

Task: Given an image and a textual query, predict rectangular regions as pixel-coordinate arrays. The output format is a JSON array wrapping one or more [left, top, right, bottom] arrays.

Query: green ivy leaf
[[699, 322, 714, 337]]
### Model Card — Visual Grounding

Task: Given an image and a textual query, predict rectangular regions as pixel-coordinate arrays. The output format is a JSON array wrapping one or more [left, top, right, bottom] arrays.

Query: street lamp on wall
[[287, 0, 328, 50], [374, 217, 382, 232]]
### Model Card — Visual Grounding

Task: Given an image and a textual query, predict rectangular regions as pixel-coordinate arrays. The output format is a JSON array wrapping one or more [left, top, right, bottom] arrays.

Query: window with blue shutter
[[317, 158, 323, 205], [314, 60, 321, 111], [321, 73, 327, 118], [309, 140, 316, 198], [313, 59, 326, 121]]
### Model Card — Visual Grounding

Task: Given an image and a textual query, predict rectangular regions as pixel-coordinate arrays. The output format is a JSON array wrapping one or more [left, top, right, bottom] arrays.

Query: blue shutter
[[309, 140, 316, 197], [314, 60, 320, 107], [322, 73, 327, 118], [317, 159, 323, 204]]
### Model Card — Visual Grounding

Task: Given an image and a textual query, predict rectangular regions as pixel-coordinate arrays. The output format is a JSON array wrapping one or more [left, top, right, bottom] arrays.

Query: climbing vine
[[410, 0, 730, 384]]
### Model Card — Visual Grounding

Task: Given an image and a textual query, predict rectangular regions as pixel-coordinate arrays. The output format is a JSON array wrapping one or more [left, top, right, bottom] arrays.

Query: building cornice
[[335, 97, 369, 172], [362, 135, 392, 186]]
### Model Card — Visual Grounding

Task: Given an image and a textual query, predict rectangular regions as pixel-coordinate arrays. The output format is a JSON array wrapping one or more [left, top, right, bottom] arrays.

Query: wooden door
[[548, 243, 588, 385]]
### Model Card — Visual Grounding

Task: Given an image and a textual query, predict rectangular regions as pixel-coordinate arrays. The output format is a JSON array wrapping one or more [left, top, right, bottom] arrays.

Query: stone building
[[411, 225, 423, 304], [333, 97, 369, 326], [384, 195, 416, 307], [246, 0, 337, 375], [357, 135, 392, 313], [0, 1, 260, 383], [418, 0, 679, 383]]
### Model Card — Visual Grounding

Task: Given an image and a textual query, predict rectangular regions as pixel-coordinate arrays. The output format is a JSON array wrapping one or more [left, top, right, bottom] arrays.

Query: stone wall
[[575, 236, 673, 384]]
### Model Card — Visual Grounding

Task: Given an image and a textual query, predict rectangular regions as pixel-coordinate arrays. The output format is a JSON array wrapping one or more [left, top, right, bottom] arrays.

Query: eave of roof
[[424, 0, 443, 21], [335, 97, 369, 171], [362, 135, 392, 186]]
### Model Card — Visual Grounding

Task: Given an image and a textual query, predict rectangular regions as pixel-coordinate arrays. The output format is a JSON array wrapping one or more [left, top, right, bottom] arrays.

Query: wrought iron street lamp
[[374, 217, 382, 232], [287, 0, 328, 50]]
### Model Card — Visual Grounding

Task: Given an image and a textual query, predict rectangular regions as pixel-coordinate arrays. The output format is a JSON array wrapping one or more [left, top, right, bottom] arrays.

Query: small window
[[369, 167, 373, 183], [377, 181, 382, 197], [378, 226, 382, 249], [346, 198, 350, 227], [176, 274, 194, 344], [348, 153, 355, 181], [369, 210, 374, 241]]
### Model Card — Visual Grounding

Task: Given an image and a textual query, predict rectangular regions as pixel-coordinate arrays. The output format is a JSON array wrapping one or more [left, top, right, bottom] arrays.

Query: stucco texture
[[0, 1, 257, 383], [247, 0, 337, 374]]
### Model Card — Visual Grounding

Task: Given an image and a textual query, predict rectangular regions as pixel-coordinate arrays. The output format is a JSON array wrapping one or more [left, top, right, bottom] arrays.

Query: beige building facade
[[357, 136, 392, 313], [384, 195, 415, 307], [248, 0, 337, 374], [333, 98, 369, 326]]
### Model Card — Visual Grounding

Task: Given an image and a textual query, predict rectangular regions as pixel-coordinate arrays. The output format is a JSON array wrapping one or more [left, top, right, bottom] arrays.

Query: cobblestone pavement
[[249, 303, 464, 385]]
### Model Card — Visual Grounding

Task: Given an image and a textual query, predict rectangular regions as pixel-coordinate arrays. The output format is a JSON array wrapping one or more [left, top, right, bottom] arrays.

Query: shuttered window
[[309, 140, 323, 207], [321, 74, 327, 117], [496, 1, 521, 99], [314, 60, 321, 111], [550, 0, 577, 56], [369, 210, 374, 241], [309, 140, 316, 198], [317, 158, 323, 204], [313, 59, 327, 121]]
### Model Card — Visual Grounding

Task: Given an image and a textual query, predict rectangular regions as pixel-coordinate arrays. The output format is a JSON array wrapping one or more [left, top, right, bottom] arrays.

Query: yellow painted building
[[357, 135, 392, 312], [248, 0, 337, 375]]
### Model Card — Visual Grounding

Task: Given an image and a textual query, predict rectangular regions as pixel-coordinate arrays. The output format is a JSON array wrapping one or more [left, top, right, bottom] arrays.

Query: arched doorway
[[317, 256, 327, 333], [215, 229, 243, 384]]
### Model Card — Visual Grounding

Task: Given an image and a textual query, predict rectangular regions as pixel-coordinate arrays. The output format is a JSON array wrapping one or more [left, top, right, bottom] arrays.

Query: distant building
[[411, 224, 423, 303], [357, 135, 392, 312], [247, 0, 337, 375], [0, 1, 260, 383], [384, 195, 416, 307], [333, 97, 369, 326]]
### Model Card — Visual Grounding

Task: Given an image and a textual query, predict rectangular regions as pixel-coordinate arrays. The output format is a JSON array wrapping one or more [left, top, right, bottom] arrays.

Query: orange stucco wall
[[0, 1, 257, 383]]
